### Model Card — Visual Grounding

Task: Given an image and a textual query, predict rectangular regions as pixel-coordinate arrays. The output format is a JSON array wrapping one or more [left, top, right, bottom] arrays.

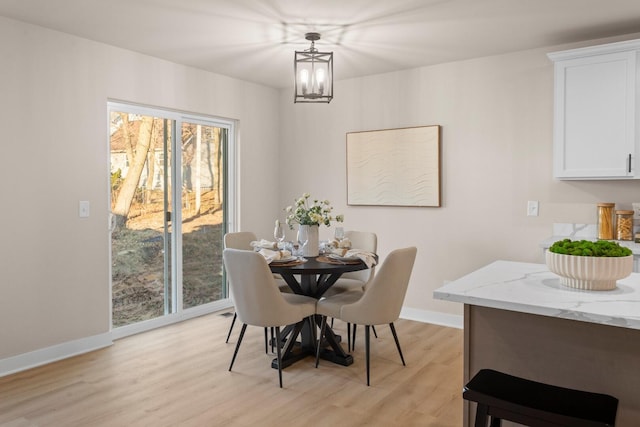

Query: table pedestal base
[[271, 347, 354, 369], [270, 316, 353, 369], [316, 348, 354, 366], [268, 259, 371, 370]]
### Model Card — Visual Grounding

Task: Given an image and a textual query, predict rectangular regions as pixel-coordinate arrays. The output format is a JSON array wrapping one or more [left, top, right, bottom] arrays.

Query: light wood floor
[[0, 312, 463, 427]]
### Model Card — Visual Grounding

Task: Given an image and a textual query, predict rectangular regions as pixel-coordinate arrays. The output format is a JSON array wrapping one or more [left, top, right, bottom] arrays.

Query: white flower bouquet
[[284, 192, 344, 229]]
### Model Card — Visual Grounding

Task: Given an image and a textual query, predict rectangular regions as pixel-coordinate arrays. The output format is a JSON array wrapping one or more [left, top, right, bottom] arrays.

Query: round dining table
[[269, 255, 372, 369]]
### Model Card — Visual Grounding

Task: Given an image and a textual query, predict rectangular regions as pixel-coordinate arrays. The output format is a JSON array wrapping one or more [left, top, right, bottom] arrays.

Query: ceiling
[[2, 0, 640, 89]]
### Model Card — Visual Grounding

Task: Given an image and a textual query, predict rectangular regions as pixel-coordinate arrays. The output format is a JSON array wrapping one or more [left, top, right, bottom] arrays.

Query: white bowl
[[545, 250, 633, 291]]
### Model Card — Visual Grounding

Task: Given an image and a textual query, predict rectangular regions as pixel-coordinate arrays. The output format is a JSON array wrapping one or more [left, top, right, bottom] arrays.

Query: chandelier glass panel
[[294, 33, 333, 103]]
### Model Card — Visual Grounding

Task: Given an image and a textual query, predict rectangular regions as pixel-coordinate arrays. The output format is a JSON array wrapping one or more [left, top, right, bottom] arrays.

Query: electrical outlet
[[527, 200, 539, 217]]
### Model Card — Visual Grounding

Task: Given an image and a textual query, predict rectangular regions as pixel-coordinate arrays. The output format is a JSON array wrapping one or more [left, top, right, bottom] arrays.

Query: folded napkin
[[251, 239, 278, 250], [345, 249, 377, 268], [329, 248, 377, 268], [329, 247, 349, 257], [258, 248, 292, 263]]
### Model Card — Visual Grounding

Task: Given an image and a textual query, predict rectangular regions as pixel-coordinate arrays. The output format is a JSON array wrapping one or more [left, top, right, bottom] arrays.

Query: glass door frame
[[108, 101, 237, 339]]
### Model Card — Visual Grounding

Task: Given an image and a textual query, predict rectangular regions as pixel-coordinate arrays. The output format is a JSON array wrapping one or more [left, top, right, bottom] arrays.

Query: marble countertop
[[433, 260, 640, 330]]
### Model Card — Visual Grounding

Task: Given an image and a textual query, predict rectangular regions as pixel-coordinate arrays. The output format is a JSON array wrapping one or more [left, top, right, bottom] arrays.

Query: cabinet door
[[553, 51, 637, 179]]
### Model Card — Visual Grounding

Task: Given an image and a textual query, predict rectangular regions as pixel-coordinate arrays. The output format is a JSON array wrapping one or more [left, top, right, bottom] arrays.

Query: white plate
[[328, 254, 359, 261], [270, 256, 297, 264]]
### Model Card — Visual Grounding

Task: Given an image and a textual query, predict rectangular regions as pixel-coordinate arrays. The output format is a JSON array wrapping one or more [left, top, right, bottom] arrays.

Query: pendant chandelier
[[294, 32, 333, 103]]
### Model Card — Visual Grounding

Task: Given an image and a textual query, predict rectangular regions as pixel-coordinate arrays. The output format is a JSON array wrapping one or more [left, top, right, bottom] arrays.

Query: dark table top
[[268, 256, 368, 275]]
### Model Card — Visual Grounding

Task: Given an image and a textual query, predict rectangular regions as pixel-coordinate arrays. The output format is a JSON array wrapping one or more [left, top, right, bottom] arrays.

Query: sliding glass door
[[180, 121, 227, 309], [108, 102, 232, 332]]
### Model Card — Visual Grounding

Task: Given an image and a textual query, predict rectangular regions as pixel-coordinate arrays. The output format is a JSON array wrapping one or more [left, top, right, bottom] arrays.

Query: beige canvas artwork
[[346, 125, 441, 207]]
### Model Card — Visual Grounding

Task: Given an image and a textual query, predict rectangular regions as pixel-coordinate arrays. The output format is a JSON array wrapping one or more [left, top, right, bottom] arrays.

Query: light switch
[[79, 200, 90, 218], [527, 200, 539, 217]]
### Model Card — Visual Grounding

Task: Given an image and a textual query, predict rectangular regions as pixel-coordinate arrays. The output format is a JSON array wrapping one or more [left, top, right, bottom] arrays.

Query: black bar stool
[[463, 369, 618, 427]]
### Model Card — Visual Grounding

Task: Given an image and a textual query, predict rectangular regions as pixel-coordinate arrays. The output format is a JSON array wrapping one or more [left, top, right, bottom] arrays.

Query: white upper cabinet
[[548, 40, 640, 179]]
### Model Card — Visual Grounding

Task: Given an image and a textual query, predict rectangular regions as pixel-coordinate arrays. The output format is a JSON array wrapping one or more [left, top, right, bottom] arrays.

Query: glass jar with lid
[[597, 203, 615, 240], [616, 210, 634, 241]]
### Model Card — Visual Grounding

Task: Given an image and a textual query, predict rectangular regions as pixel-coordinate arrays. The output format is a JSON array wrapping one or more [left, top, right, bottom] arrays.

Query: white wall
[[278, 34, 640, 325], [0, 16, 280, 367]]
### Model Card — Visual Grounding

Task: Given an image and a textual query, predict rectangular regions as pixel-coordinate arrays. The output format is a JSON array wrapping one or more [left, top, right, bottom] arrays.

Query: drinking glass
[[274, 221, 285, 248], [334, 226, 345, 241]]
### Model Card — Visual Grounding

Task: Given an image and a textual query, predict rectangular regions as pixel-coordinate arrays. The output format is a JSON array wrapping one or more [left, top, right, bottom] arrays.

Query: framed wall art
[[346, 125, 441, 207]]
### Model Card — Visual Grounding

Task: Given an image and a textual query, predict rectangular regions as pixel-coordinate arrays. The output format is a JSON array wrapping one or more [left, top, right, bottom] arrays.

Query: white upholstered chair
[[223, 231, 290, 351], [223, 232, 258, 344], [223, 231, 256, 253], [223, 248, 317, 388], [325, 230, 377, 350], [325, 230, 377, 295], [315, 246, 417, 386]]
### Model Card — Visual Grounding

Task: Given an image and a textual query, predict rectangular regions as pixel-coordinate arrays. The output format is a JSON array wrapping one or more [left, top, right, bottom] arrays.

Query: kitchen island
[[434, 260, 640, 426]]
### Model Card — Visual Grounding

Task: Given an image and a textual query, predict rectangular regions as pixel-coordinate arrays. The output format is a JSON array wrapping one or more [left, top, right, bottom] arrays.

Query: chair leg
[[309, 315, 317, 342], [315, 316, 327, 368], [365, 325, 371, 386], [229, 323, 247, 371], [275, 326, 283, 388], [350, 324, 375, 351], [264, 328, 268, 354], [225, 312, 237, 343], [271, 327, 275, 353], [347, 323, 351, 352], [389, 322, 405, 366], [352, 324, 357, 352], [474, 403, 491, 427]]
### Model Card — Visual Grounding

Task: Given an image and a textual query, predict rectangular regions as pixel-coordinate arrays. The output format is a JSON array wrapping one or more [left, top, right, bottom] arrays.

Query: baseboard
[[0, 332, 113, 378], [400, 306, 463, 329]]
